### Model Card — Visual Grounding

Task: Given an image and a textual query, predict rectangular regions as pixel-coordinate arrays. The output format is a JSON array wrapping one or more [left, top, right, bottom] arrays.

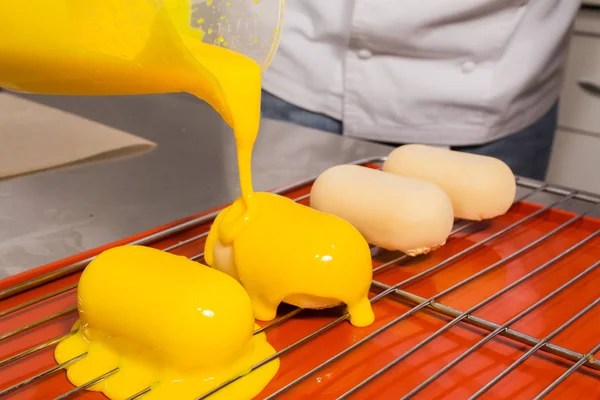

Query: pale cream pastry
[[310, 164, 455, 256]]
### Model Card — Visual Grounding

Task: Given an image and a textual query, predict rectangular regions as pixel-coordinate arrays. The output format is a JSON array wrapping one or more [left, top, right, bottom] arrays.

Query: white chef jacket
[[262, 0, 581, 145]]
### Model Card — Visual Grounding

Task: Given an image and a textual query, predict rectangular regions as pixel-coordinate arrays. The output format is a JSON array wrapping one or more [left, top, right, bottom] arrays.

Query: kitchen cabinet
[[547, 6, 600, 194]]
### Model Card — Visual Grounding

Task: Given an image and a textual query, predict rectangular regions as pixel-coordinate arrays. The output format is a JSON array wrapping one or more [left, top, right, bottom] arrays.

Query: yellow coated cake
[[204, 192, 375, 328], [54, 245, 279, 400]]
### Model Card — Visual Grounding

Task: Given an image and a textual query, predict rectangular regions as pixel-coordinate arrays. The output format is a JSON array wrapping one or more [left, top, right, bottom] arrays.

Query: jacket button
[[358, 49, 373, 60], [462, 61, 476, 73]]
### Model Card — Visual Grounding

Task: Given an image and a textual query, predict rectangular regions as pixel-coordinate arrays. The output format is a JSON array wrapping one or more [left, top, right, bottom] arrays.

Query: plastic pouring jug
[[193, 0, 285, 71], [0, 0, 285, 96]]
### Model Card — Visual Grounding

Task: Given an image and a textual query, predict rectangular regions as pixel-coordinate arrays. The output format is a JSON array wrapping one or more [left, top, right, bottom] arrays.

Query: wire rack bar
[[0, 353, 87, 397], [0, 257, 93, 302], [292, 193, 310, 202], [254, 308, 304, 335], [400, 259, 600, 399], [189, 252, 205, 262], [161, 232, 209, 252], [371, 219, 482, 275], [371, 223, 465, 276], [469, 295, 600, 398], [0, 284, 78, 319], [371, 254, 408, 274], [534, 342, 600, 399], [0, 307, 77, 342], [517, 179, 600, 204], [371, 275, 600, 369], [265, 213, 598, 399], [54, 368, 119, 400], [0, 331, 76, 369], [125, 388, 151, 400]]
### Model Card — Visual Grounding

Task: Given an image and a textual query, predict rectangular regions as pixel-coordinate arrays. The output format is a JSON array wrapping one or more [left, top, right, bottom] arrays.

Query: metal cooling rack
[[0, 157, 599, 400]]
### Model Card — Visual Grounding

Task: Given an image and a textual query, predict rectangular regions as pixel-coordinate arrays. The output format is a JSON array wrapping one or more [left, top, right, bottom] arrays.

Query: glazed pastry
[[54, 245, 278, 400], [205, 192, 375, 328]]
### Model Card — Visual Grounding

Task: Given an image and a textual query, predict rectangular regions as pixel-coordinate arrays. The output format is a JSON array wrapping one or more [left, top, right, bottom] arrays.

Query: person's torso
[[262, 0, 581, 145]]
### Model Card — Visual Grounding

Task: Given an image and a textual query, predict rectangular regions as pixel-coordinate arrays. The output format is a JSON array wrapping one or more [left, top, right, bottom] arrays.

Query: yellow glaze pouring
[[55, 246, 279, 400], [205, 192, 375, 328]]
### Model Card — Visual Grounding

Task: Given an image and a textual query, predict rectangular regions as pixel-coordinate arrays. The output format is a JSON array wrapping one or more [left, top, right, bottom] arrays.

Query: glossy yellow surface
[[205, 192, 375, 328], [55, 246, 279, 400]]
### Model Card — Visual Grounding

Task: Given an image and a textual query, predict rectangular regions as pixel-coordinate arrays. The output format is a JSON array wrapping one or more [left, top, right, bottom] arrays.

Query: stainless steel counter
[[0, 93, 392, 278]]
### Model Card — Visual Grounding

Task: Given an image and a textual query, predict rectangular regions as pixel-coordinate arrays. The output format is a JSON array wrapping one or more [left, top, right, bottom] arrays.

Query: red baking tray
[[1, 161, 599, 400]]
